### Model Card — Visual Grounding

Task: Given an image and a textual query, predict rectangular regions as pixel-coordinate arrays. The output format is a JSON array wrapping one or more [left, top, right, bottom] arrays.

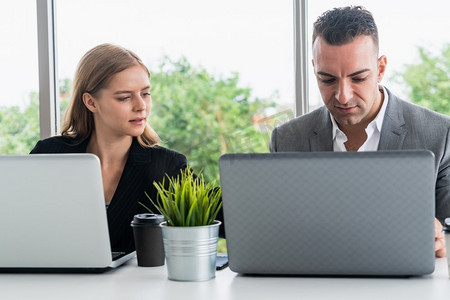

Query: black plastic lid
[[130, 213, 164, 227], [444, 217, 450, 232]]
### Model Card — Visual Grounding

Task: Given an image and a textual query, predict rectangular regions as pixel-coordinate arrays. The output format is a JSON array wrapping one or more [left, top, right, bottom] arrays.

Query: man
[[270, 6, 450, 257]]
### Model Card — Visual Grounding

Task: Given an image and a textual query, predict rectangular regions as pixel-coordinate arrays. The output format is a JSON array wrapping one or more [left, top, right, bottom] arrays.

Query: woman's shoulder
[[30, 136, 86, 154]]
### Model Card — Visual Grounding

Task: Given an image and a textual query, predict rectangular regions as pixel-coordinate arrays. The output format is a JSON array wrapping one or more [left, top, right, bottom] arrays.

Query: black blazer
[[30, 136, 188, 252]]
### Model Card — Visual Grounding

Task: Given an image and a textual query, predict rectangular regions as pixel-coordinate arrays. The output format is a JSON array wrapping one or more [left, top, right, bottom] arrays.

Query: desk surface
[[0, 257, 449, 300]]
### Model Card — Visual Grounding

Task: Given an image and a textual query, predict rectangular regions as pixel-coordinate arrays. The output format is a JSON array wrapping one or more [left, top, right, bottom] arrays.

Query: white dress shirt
[[331, 86, 389, 152]]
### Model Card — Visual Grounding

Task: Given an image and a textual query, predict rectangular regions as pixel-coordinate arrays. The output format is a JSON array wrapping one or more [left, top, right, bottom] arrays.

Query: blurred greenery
[[0, 92, 40, 154], [150, 57, 275, 182], [394, 44, 450, 115], [217, 238, 227, 254]]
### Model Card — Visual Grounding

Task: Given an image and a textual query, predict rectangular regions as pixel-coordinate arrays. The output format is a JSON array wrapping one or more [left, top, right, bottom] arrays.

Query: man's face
[[312, 35, 387, 130]]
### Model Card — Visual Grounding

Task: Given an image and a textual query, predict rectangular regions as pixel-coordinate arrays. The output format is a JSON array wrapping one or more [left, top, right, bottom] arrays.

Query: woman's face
[[85, 65, 152, 139]]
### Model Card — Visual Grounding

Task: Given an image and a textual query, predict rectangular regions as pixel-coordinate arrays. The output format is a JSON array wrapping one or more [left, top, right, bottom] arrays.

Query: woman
[[30, 43, 187, 252]]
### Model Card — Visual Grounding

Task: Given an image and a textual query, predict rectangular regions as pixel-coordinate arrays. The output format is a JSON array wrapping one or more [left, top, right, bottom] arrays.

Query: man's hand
[[435, 218, 446, 257]]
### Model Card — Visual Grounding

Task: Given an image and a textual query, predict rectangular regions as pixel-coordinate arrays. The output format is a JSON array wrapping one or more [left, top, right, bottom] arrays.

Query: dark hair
[[312, 6, 379, 51]]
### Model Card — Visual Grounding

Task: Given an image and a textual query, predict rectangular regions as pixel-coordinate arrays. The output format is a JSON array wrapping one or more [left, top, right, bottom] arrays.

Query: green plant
[[140, 168, 222, 227]]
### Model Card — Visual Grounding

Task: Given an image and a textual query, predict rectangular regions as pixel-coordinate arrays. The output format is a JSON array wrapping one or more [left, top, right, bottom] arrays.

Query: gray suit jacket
[[270, 88, 450, 222]]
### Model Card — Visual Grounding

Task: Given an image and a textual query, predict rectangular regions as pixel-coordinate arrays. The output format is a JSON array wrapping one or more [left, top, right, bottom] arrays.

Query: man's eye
[[352, 77, 367, 83], [117, 97, 130, 101], [320, 78, 335, 84], [142, 92, 151, 97]]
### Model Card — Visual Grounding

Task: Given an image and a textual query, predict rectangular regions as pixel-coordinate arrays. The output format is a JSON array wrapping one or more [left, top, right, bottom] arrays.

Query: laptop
[[219, 150, 436, 276], [0, 154, 135, 272]]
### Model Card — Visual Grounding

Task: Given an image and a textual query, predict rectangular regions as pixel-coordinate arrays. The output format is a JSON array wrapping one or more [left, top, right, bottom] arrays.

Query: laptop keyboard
[[112, 252, 126, 260]]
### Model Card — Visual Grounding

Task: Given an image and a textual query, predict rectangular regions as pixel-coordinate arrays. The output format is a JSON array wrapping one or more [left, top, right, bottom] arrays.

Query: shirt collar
[[330, 111, 341, 140], [373, 86, 389, 133]]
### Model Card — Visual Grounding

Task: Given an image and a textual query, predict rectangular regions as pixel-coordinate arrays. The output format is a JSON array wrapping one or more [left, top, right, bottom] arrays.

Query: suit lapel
[[378, 88, 407, 150], [309, 107, 333, 151]]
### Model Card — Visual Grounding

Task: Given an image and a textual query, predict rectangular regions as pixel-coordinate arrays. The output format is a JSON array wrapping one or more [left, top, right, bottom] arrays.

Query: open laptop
[[219, 150, 436, 276], [0, 154, 135, 272]]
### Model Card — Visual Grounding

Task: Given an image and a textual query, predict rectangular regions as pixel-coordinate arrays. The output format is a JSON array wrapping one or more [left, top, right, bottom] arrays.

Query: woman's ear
[[82, 92, 97, 113]]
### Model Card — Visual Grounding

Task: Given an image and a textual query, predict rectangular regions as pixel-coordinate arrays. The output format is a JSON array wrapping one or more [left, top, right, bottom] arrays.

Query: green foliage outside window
[[0, 92, 40, 154], [394, 44, 450, 116], [150, 57, 276, 182]]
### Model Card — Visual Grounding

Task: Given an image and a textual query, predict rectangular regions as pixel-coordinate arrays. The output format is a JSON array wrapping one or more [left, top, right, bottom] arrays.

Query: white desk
[[0, 258, 449, 300]]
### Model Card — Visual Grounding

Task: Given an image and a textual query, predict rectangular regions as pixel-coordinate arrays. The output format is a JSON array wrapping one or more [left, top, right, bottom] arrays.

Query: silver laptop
[[219, 150, 436, 276], [0, 154, 135, 272]]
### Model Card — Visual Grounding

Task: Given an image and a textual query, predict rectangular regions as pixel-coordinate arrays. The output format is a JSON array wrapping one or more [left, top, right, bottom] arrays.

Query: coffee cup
[[131, 213, 165, 267]]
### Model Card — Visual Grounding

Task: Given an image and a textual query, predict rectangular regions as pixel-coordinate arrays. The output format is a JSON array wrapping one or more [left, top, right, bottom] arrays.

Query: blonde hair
[[61, 43, 160, 147]]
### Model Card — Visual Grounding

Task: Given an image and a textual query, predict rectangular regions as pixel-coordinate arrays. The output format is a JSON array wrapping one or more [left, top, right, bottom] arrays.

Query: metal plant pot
[[160, 220, 221, 281]]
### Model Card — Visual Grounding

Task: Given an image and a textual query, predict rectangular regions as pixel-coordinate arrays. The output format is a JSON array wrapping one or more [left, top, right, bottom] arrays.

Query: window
[[0, 1, 40, 154], [55, 0, 295, 181], [6, 1, 449, 157]]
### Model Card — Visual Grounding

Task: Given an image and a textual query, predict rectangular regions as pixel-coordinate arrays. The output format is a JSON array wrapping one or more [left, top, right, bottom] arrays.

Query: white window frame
[[293, 0, 309, 116], [36, 0, 59, 139]]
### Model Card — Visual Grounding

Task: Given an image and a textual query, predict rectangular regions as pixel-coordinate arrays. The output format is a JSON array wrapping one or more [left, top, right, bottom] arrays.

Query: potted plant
[[140, 167, 222, 281]]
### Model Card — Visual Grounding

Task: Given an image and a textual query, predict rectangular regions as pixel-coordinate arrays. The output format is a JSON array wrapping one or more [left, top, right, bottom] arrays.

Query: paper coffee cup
[[131, 213, 165, 267]]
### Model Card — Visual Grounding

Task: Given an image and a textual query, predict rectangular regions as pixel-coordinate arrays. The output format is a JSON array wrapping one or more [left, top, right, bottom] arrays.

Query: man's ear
[[377, 55, 387, 83], [82, 92, 97, 113]]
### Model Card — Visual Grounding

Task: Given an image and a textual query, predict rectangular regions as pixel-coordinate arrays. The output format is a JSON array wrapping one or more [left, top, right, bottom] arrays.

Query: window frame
[[36, 0, 59, 139], [293, 0, 309, 116]]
